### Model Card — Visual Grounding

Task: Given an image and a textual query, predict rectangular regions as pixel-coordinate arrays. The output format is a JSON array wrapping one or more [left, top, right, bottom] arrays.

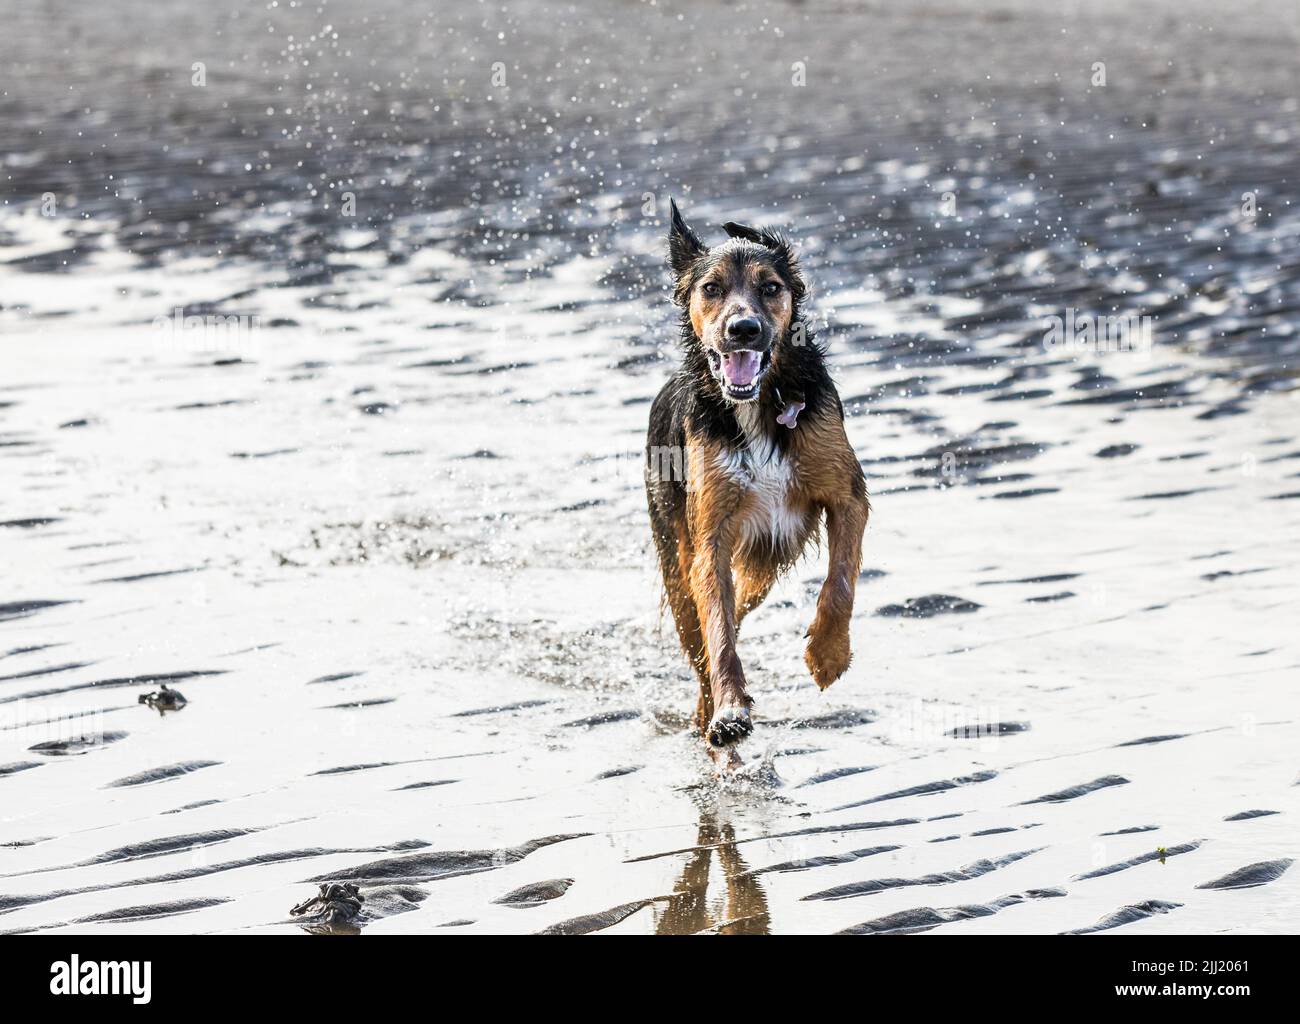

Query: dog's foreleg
[[689, 521, 755, 747], [684, 435, 756, 751], [805, 493, 869, 689]]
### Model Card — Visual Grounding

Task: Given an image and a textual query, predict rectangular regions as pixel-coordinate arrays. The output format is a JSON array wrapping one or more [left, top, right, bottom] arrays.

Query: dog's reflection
[[653, 811, 771, 935]]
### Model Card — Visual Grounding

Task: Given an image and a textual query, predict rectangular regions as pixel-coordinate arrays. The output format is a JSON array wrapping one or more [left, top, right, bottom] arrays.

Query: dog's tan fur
[[676, 416, 869, 730]]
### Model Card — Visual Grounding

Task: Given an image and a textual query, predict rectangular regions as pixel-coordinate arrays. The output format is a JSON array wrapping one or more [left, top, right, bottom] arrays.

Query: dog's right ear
[[668, 198, 705, 277]]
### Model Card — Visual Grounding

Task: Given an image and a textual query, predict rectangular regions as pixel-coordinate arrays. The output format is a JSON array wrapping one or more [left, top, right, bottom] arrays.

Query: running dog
[[645, 200, 870, 768]]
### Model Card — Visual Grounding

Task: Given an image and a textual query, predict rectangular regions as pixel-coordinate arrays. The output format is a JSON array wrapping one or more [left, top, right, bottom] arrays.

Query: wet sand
[[1, 0, 1298, 933]]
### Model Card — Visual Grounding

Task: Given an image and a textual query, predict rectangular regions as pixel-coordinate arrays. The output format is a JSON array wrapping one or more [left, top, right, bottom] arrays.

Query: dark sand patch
[[0, 661, 93, 682], [593, 765, 643, 780], [0, 600, 74, 623], [802, 847, 1043, 902], [74, 897, 233, 924], [746, 845, 902, 877], [449, 699, 554, 717], [877, 594, 981, 618], [28, 730, 127, 755], [831, 771, 998, 811], [839, 889, 1066, 935], [1019, 775, 1129, 805], [560, 709, 640, 728], [1063, 899, 1182, 934], [105, 760, 222, 788], [0, 841, 430, 916], [795, 765, 880, 787], [1195, 859, 1293, 890], [307, 833, 590, 885], [537, 898, 664, 935], [1115, 733, 1188, 747], [626, 819, 921, 864], [1073, 841, 1201, 880], [494, 878, 574, 907], [0, 669, 225, 707], [768, 708, 877, 730]]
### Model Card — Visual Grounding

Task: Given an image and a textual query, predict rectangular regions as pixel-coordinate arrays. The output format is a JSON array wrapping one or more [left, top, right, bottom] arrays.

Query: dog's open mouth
[[706, 348, 771, 401]]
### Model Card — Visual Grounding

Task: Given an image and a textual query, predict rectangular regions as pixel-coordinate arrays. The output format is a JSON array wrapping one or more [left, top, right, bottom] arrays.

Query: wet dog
[[645, 200, 870, 768]]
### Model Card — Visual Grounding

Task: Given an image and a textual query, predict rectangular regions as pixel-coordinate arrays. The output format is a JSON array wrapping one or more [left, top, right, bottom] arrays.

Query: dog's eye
[[701, 282, 721, 299], [762, 281, 782, 297]]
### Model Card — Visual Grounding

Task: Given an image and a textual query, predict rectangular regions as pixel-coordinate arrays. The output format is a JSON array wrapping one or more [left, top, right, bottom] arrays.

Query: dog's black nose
[[727, 316, 762, 344]]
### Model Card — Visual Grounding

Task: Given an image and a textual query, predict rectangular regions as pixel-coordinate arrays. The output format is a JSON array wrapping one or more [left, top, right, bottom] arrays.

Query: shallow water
[[1, 0, 1298, 934]]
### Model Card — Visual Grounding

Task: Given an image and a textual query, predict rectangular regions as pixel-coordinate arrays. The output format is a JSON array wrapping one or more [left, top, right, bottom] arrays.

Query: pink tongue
[[721, 350, 761, 388]]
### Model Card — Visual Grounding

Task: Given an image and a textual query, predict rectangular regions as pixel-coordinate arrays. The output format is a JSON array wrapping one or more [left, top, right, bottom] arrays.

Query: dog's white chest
[[728, 407, 805, 552]]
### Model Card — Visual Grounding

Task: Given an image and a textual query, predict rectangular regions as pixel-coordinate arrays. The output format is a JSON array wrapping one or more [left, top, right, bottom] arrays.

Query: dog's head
[[668, 199, 806, 403]]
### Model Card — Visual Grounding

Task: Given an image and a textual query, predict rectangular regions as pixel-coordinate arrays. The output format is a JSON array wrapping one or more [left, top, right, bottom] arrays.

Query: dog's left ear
[[721, 221, 764, 245], [725, 221, 805, 301], [723, 220, 797, 264]]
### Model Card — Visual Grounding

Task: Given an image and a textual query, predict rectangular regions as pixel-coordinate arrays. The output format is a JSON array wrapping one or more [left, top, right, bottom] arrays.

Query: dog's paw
[[707, 706, 753, 748], [805, 631, 852, 690]]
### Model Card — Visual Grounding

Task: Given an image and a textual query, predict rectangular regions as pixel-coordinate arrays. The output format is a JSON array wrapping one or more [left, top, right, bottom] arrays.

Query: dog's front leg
[[689, 520, 754, 748], [684, 437, 754, 750], [806, 493, 869, 690]]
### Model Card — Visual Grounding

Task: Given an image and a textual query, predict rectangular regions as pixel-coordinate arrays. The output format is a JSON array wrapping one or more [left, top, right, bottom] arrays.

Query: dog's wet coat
[[645, 201, 870, 765]]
